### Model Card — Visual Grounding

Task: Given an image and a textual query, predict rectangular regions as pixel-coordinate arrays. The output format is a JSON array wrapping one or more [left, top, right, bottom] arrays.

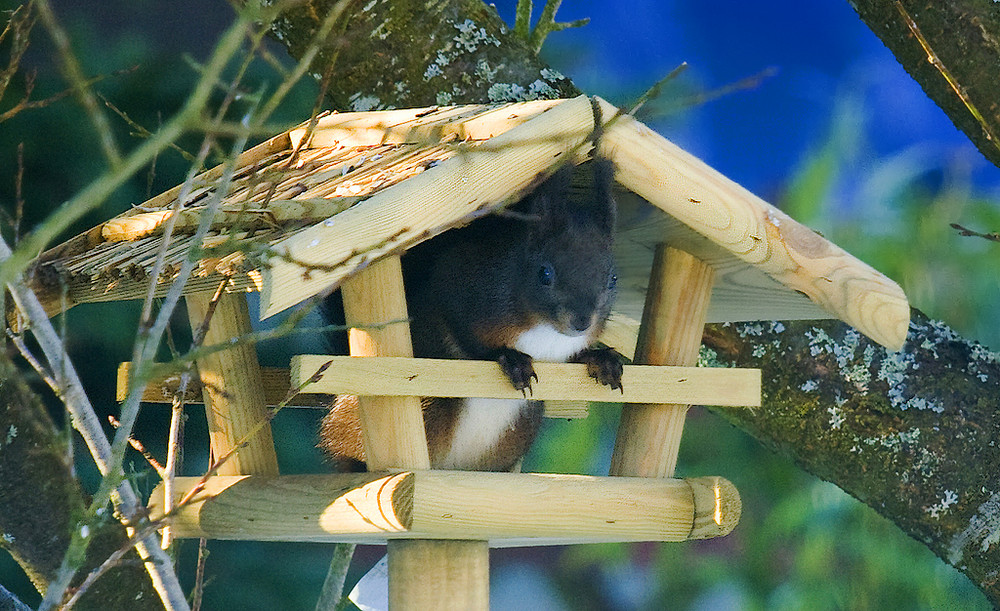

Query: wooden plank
[[186, 292, 279, 476], [288, 100, 564, 149], [115, 362, 333, 407], [261, 95, 597, 318], [100, 198, 361, 242], [340, 256, 430, 471], [290, 356, 760, 407], [114, 361, 587, 418], [597, 98, 909, 350], [611, 247, 716, 479], [614, 197, 830, 324], [149, 472, 741, 545]]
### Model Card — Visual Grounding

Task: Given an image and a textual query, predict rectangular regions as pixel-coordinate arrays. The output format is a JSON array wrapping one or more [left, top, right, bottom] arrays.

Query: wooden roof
[[32, 96, 909, 349]]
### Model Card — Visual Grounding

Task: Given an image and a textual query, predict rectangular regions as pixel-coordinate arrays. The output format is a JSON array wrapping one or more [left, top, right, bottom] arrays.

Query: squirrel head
[[516, 158, 618, 339]]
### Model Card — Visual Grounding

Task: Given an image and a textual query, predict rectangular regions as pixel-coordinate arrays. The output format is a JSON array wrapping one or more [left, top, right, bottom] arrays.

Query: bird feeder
[[32, 95, 909, 610]]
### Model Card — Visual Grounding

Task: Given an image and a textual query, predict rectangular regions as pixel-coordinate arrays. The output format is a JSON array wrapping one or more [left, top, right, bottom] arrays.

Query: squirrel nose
[[570, 313, 591, 333]]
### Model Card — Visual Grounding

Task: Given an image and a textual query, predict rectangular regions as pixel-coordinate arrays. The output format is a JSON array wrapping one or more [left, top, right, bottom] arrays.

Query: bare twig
[[951, 223, 1000, 243], [33, 0, 122, 166], [529, 0, 589, 54], [314, 543, 357, 611], [6, 327, 59, 390], [61, 521, 164, 611], [191, 538, 209, 611], [0, 235, 189, 611], [0, 2, 36, 105], [101, 94, 198, 162], [14, 141, 24, 242], [108, 415, 166, 476], [161, 278, 228, 549]]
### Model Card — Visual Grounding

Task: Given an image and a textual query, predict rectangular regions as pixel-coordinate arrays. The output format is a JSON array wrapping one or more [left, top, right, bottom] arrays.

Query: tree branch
[[847, 0, 1000, 169]]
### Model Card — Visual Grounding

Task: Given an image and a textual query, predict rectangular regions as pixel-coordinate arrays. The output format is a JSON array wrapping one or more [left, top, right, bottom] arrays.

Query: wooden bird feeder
[[32, 95, 909, 609]]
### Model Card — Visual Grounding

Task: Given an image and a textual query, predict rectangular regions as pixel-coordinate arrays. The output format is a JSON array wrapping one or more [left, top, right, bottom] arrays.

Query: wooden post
[[339, 257, 429, 470], [388, 541, 489, 609], [341, 256, 486, 610], [610, 246, 715, 478], [186, 292, 279, 476]]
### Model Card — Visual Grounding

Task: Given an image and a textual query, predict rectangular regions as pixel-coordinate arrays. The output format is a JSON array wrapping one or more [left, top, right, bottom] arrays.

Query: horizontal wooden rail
[[149, 471, 740, 546], [290, 356, 761, 407], [115, 362, 333, 408], [115, 362, 589, 418]]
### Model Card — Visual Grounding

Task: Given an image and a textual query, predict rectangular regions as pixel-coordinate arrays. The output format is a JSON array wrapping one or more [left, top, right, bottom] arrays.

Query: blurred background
[[1, 0, 998, 608]]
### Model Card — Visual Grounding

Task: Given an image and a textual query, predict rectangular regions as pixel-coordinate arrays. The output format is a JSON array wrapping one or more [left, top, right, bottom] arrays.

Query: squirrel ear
[[590, 156, 617, 236], [527, 163, 573, 226]]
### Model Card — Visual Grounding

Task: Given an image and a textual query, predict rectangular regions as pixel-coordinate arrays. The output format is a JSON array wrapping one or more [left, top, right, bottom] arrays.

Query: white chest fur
[[439, 324, 590, 469], [514, 323, 590, 362], [438, 397, 528, 469]]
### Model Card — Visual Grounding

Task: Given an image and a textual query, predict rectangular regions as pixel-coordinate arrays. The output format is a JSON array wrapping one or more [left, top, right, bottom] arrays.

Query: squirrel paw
[[573, 347, 625, 392], [496, 348, 537, 396]]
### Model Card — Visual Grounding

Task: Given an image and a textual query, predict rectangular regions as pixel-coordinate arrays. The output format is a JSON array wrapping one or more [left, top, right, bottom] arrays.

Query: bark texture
[[0, 353, 163, 610], [260, 1, 1000, 604], [703, 313, 1000, 606], [269, 0, 578, 111], [848, 0, 1000, 169]]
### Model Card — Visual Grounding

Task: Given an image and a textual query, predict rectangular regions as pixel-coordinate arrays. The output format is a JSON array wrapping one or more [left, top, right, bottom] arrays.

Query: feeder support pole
[[610, 246, 715, 478], [186, 291, 279, 476], [340, 256, 488, 611]]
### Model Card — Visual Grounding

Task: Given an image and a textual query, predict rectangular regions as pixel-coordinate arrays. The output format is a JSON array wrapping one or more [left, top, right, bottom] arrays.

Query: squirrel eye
[[538, 264, 554, 286], [608, 272, 618, 290]]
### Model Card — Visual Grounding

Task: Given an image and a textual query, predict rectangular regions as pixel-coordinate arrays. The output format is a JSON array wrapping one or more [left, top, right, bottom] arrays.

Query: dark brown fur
[[319, 158, 622, 471]]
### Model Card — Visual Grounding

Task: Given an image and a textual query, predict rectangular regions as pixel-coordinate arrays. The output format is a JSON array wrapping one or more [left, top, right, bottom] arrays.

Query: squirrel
[[318, 156, 624, 472]]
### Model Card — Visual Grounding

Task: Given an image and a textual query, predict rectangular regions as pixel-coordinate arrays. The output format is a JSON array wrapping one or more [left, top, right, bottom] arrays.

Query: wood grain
[[288, 100, 564, 149], [611, 247, 716, 479], [289, 355, 760, 407], [100, 198, 360, 242], [597, 98, 909, 350], [113, 361, 590, 418], [149, 472, 741, 545], [185, 292, 278, 476], [261, 95, 599, 318], [340, 256, 430, 471]]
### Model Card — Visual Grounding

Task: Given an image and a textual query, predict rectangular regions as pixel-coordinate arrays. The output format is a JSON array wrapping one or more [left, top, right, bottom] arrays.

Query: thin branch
[[0, 65, 139, 124], [514, 0, 532, 39], [0, 234, 189, 611], [6, 327, 60, 390], [161, 278, 228, 549], [0, 12, 251, 289], [191, 538, 209, 611], [101, 94, 198, 162], [61, 521, 163, 611], [314, 543, 357, 611], [951, 222, 1000, 243], [33, 0, 122, 166], [14, 141, 24, 242], [0, 2, 36, 105], [527, 0, 589, 54], [108, 415, 166, 476]]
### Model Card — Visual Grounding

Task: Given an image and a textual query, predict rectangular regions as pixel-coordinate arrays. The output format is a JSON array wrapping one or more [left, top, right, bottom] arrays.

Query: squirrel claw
[[573, 347, 626, 392], [497, 348, 537, 395]]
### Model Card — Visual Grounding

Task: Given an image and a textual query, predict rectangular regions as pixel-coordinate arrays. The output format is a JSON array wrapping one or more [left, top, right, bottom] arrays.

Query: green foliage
[[781, 93, 1000, 349]]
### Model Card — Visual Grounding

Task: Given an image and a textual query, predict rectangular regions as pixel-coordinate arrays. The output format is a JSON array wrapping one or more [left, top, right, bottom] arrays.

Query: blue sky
[[492, 0, 999, 200]]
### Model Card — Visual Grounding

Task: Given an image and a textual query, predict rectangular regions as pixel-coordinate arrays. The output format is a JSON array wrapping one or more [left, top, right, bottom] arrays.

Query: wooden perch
[[289, 355, 761, 407], [149, 471, 741, 545], [114, 361, 590, 418]]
